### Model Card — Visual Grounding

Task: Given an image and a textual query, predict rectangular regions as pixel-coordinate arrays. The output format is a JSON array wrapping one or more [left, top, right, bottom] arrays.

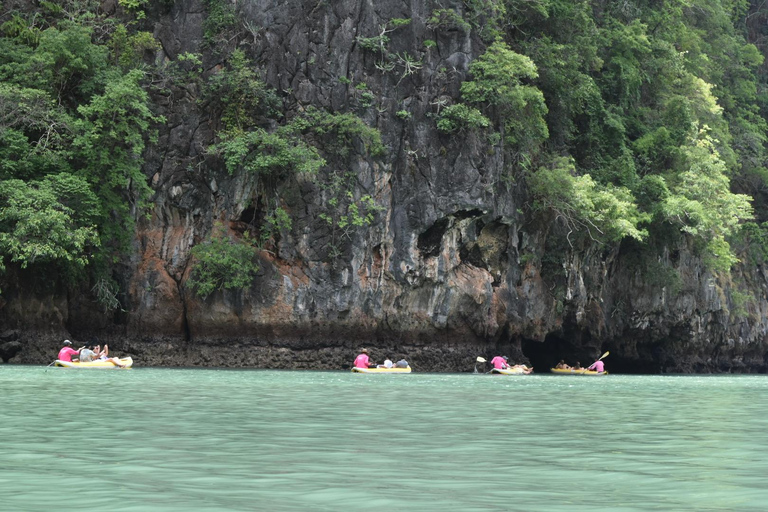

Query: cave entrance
[[522, 332, 597, 371]]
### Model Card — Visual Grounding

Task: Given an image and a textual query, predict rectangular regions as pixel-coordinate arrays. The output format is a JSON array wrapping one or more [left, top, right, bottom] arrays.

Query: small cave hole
[[417, 217, 451, 258]]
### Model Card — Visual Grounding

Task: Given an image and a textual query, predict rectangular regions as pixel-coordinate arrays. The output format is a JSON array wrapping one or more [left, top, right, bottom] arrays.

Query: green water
[[2, 367, 767, 511]]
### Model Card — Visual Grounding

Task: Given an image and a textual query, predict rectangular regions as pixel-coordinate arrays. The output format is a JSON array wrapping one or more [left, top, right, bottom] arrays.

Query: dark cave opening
[[521, 333, 660, 374], [522, 332, 604, 372], [417, 217, 451, 257]]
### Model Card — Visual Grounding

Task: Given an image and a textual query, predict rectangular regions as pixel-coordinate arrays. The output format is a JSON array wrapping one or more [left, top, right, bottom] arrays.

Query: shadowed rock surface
[[2, 0, 768, 373]]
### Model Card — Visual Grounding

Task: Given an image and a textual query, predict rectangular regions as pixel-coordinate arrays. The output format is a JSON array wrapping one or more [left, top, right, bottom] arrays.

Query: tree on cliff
[[0, 6, 161, 305]]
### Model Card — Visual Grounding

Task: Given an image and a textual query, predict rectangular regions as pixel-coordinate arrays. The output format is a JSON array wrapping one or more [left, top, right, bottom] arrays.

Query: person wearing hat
[[353, 348, 374, 369], [490, 355, 511, 370], [57, 340, 82, 362]]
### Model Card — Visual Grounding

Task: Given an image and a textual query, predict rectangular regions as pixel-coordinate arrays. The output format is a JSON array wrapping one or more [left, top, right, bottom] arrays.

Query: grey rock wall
[[2, 0, 768, 372]]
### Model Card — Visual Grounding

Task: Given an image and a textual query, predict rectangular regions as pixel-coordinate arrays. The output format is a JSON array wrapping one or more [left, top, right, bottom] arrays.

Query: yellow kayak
[[490, 367, 529, 375], [54, 357, 133, 369], [550, 367, 607, 376], [351, 366, 411, 373]]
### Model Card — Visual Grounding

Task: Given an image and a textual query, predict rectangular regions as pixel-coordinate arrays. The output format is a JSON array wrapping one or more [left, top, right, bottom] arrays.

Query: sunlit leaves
[[436, 104, 491, 134], [213, 126, 325, 177], [661, 131, 753, 269], [0, 174, 100, 270], [528, 157, 649, 243], [448, 40, 548, 153]]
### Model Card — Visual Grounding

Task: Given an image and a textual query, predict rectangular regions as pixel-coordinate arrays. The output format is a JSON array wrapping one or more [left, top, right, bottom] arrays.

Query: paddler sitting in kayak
[[57, 340, 83, 362], [555, 360, 571, 370], [353, 348, 374, 369], [492, 355, 520, 370], [491, 355, 533, 374], [490, 355, 507, 370], [587, 359, 605, 373]]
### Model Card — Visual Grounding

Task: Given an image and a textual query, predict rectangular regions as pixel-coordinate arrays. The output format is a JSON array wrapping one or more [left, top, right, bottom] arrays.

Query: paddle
[[474, 356, 486, 374], [582, 351, 609, 374]]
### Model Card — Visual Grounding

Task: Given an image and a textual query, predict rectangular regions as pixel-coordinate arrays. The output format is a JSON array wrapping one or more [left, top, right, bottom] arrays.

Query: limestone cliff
[[2, 0, 767, 373]]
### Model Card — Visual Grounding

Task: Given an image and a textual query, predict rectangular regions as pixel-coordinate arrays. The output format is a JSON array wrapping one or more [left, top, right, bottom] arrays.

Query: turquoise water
[[1, 367, 767, 511]]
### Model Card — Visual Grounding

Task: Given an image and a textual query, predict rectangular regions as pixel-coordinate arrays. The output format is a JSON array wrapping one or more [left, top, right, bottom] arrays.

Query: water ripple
[[1, 368, 766, 511]]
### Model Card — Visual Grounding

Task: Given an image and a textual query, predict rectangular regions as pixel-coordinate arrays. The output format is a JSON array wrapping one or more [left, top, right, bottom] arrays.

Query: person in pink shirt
[[490, 355, 533, 374], [490, 355, 510, 370], [587, 360, 605, 373], [353, 349, 373, 369], [57, 340, 81, 362]]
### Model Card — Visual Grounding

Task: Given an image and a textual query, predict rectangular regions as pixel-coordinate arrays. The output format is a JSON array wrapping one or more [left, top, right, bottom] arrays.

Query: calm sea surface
[[1, 366, 766, 511]]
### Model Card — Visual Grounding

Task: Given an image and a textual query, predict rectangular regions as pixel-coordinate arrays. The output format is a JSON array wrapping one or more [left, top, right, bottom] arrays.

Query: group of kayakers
[[555, 359, 605, 373], [55, 340, 604, 373], [353, 349, 409, 369], [351, 349, 606, 374], [57, 339, 127, 368]]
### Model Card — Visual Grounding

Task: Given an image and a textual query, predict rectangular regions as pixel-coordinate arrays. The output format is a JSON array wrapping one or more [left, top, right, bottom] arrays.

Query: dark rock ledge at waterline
[[3, 321, 767, 374], [2, 0, 768, 374]]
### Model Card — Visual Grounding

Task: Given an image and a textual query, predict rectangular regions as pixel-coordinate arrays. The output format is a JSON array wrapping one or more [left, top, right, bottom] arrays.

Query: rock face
[[2, 0, 768, 373]]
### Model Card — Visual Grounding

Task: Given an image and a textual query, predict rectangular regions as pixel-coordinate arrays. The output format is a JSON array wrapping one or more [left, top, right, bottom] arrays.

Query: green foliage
[[154, 52, 204, 91], [357, 35, 388, 53], [388, 18, 412, 29], [448, 40, 549, 154], [24, 23, 110, 107], [356, 18, 410, 53], [358, 90, 375, 107], [356, 18, 411, 74], [396, 109, 412, 120], [202, 0, 238, 48], [118, 0, 148, 10], [427, 9, 471, 32], [461, 41, 539, 103], [437, 104, 490, 134], [91, 276, 123, 312], [320, 194, 380, 230], [0, 83, 73, 180], [0, 11, 162, 285], [528, 157, 649, 243], [204, 49, 280, 131], [259, 206, 292, 246], [1, 13, 42, 46], [109, 25, 158, 70], [733, 222, 768, 266], [188, 228, 260, 298], [213, 125, 325, 177], [318, 189, 383, 256], [463, 0, 507, 41], [598, 20, 652, 109], [73, 69, 163, 223], [212, 106, 384, 176], [302, 107, 385, 158], [0, 174, 100, 271], [729, 287, 754, 320], [660, 131, 753, 270]]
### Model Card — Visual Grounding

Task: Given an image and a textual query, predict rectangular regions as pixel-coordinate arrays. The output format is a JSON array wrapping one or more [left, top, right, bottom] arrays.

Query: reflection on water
[[1, 368, 767, 511]]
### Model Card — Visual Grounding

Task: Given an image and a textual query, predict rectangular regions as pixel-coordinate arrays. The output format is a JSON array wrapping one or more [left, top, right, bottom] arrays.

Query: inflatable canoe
[[490, 367, 530, 375], [54, 357, 133, 369], [352, 366, 411, 373], [550, 367, 607, 376]]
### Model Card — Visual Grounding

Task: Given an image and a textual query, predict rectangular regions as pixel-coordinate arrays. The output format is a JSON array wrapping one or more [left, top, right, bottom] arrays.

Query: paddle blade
[[598, 351, 610, 361], [476, 356, 486, 363]]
